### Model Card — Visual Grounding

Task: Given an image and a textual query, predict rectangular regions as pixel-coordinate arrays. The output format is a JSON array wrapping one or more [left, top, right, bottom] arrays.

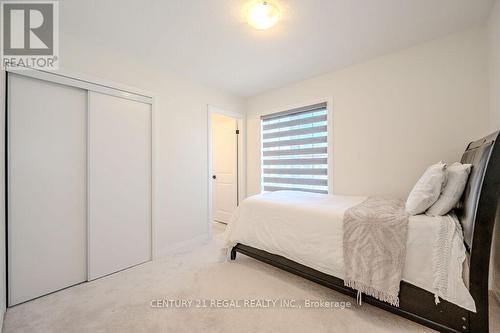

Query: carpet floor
[[4, 223, 499, 333]]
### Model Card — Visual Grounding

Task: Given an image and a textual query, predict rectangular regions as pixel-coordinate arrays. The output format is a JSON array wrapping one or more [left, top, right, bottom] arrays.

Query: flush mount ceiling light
[[247, 1, 281, 30]]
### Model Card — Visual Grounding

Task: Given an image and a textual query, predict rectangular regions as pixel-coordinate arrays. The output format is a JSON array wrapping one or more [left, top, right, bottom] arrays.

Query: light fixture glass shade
[[247, 1, 280, 30]]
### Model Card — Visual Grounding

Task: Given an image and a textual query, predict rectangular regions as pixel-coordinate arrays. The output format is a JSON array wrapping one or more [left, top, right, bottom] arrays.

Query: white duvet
[[225, 191, 476, 312]]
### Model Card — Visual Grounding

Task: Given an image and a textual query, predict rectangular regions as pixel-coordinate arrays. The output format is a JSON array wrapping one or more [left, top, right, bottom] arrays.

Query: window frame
[[259, 98, 333, 194]]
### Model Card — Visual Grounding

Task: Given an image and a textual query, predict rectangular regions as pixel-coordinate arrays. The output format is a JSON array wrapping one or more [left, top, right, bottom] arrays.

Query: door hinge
[[236, 129, 240, 134]]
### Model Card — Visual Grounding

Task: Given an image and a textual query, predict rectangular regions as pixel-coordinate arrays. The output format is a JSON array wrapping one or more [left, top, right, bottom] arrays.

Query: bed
[[226, 131, 499, 333]]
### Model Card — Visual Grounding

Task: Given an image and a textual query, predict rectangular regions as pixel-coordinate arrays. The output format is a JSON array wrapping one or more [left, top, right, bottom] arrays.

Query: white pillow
[[426, 162, 472, 216], [405, 162, 447, 215]]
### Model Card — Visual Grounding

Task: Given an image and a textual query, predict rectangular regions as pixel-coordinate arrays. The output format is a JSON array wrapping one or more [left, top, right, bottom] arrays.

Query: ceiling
[[60, 0, 495, 97]]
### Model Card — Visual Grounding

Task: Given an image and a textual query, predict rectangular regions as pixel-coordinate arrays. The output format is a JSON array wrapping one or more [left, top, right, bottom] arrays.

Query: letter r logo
[[2, 2, 55, 55]]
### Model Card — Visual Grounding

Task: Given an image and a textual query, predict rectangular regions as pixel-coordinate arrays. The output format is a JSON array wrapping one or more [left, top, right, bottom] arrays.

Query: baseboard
[[493, 289, 500, 306], [155, 233, 210, 259]]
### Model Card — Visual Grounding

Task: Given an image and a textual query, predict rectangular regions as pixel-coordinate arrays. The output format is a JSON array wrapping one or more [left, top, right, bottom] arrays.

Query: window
[[261, 102, 329, 194]]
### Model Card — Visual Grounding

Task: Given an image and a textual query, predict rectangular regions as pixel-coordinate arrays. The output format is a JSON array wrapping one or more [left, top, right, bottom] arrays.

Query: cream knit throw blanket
[[343, 197, 409, 307]]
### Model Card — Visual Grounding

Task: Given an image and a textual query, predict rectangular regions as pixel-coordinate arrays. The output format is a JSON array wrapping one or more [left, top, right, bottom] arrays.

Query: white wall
[[489, 1, 500, 132], [57, 35, 245, 257], [246, 28, 490, 198], [487, 0, 500, 299], [0, 69, 5, 327]]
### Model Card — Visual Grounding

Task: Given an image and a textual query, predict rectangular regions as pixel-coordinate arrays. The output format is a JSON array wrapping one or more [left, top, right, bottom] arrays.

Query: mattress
[[225, 190, 476, 312]]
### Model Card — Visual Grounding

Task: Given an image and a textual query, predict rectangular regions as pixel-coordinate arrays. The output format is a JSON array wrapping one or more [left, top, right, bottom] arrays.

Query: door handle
[[212, 175, 217, 180]]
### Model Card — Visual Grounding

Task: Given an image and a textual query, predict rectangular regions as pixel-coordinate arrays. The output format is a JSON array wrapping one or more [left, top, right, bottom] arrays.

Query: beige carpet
[[3, 223, 499, 333]]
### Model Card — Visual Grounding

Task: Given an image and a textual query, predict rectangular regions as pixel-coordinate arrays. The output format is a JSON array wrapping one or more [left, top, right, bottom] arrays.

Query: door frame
[[207, 105, 245, 234]]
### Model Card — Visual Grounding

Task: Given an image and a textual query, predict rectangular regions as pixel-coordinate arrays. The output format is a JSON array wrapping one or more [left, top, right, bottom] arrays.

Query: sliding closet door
[[88, 92, 152, 280], [8, 74, 87, 306]]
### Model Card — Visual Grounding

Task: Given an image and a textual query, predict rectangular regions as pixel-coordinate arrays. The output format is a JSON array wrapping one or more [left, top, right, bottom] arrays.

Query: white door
[[88, 92, 151, 280], [8, 74, 87, 306], [211, 113, 238, 223]]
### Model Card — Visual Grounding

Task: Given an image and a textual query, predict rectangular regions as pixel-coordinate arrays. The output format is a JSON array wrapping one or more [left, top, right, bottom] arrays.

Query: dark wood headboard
[[455, 131, 499, 332], [457, 131, 499, 250]]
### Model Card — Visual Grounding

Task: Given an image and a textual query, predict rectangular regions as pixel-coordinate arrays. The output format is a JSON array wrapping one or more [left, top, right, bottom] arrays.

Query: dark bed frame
[[230, 131, 500, 333]]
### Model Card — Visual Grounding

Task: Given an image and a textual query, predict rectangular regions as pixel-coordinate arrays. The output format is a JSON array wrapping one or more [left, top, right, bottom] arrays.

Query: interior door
[[8, 74, 87, 306], [211, 113, 238, 223], [88, 92, 151, 280]]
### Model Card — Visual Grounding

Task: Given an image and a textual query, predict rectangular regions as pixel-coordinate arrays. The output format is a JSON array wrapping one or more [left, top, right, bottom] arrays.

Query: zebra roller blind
[[261, 102, 329, 194]]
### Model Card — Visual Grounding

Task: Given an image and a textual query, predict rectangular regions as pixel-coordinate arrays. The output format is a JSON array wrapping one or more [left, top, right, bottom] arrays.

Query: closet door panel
[[88, 92, 151, 280], [8, 74, 87, 306]]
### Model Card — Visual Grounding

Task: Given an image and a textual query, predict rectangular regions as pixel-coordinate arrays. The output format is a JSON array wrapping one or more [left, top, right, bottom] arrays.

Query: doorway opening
[[207, 106, 244, 235]]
